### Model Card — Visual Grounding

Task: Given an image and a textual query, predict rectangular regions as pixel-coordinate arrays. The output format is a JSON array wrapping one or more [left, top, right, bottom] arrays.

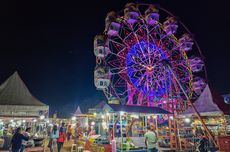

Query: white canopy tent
[[181, 85, 227, 116], [0, 71, 49, 118]]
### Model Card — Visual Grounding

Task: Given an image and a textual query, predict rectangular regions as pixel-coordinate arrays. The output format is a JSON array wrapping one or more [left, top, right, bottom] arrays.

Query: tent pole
[[167, 65, 217, 147], [120, 112, 123, 152]]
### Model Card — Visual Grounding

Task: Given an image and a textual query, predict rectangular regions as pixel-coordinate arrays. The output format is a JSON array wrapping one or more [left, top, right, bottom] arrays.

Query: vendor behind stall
[[21, 127, 32, 152]]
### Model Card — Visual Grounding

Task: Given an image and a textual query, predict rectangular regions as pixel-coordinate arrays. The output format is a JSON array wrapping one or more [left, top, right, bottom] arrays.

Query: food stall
[[107, 104, 171, 152], [176, 85, 230, 151], [75, 102, 171, 152]]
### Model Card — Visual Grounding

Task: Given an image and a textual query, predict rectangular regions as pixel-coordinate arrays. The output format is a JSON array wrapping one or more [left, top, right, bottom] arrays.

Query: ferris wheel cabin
[[94, 66, 110, 90], [192, 77, 206, 95], [163, 17, 178, 35], [105, 11, 120, 36], [94, 34, 109, 58], [145, 5, 159, 25], [179, 34, 194, 51], [189, 57, 205, 73], [124, 3, 140, 24]]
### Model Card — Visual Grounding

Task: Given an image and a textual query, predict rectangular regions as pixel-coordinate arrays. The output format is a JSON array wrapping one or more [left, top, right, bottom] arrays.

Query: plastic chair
[[77, 146, 84, 152], [71, 143, 77, 152]]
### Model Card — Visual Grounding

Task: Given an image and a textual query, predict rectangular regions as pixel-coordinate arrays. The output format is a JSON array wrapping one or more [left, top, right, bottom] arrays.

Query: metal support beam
[[166, 64, 218, 147]]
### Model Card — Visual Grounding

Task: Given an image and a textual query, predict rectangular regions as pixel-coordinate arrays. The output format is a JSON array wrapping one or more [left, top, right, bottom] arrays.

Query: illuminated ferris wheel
[[94, 3, 207, 112]]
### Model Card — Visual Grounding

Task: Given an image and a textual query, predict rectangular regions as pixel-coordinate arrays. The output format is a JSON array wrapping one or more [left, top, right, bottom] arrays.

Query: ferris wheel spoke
[[128, 55, 151, 67], [109, 39, 126, 49], [109, 48, 126, 60], [110, 65, 145, 75], [124, 21, 147, 58], [110, 85, 123, 101], [116, 30, 132, 48], [132, 31, 147, 58], [146, 28, 152, 65], [109, 66, 127, 71], [138, 19, 153, 65], [148, 24, 161, 35]]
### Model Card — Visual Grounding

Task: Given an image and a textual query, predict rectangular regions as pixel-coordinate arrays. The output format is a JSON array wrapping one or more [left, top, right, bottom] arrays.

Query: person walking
[[20, 127, 32, 152], [66, 125, 72, 141], [57, 127, 66, 152], [11, 127, 29, 152], [48, 125, 59, 152], [144, 126, 158, 152]]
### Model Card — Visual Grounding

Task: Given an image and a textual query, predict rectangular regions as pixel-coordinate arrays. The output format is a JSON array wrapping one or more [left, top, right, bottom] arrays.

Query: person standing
[[144, 126, 158, 152], [57, 127, 66, 152], [20, 127, 32, 152], [48, 125, 59, 152], [66, 125, 72, 141], [61, 122, 67, 134], [1, 129, 12, 150], [11, 127, 29, 152]]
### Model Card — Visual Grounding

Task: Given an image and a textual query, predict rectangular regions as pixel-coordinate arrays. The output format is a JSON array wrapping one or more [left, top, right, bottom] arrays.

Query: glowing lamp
[[71, 116, 76, 121], [91, 121, 95, 126], [184, 118, 191, 123], [40, 115, 45, 120]]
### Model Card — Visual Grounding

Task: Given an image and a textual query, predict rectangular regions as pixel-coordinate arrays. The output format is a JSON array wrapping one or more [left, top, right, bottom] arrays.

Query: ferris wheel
[[94, 3, 207, 112]]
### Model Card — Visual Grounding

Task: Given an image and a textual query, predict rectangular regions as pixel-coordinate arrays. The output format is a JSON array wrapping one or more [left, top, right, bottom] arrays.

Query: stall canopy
[[73, 106, 90, 117], [74, 106, 82, 115], [182, 85, 230, 116], [109, 104, 171, 114], [90, 101, 171, 114], [0, 71, 49, 118]]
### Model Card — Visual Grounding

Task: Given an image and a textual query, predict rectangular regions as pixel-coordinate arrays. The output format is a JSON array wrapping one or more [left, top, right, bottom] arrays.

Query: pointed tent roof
[[94, 101, 107, 109], [0, 71, 47, 106], [74, 106, 82, 115], [93, 101, 113, 113], [182, 85, 230, 116]]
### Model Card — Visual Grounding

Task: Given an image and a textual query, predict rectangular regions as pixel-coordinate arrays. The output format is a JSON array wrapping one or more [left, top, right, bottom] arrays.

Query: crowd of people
[[0, 122, 84, 152], [0, 127, 32, 152], [0, 121, 218, 152], [48, 123, 68, 152]]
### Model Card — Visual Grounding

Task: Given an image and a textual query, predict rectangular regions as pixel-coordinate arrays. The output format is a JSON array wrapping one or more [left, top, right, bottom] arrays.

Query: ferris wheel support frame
[[166, 63, 217, 147]]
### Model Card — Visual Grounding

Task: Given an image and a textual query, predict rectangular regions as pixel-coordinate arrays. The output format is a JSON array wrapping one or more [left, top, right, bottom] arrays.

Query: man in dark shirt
[[11, 127, 29, 152]]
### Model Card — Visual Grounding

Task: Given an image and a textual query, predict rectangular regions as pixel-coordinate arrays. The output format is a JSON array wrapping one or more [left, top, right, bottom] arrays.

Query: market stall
[[75, 102, 171, 152], [177, 85, 230, 151], [107, 104, 171, 152], [0, 72, 49, 151]]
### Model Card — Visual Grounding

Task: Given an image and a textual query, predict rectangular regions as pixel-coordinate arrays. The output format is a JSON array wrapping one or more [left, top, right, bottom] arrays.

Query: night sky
[[0, 0, 230, 117]]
